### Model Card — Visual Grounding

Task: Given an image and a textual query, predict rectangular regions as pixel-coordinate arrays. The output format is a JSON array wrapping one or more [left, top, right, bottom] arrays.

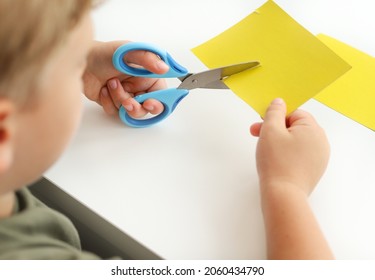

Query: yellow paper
[[192, 0, 351, 117], [315, 35, 375, 131]]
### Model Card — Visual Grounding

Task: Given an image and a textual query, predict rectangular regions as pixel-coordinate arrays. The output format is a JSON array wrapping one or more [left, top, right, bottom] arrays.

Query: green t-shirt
[[0, 187, 101, 259]]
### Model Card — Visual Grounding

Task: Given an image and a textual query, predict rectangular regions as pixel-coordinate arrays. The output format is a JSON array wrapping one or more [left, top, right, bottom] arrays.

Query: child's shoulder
[[0, 187, 100, 259]]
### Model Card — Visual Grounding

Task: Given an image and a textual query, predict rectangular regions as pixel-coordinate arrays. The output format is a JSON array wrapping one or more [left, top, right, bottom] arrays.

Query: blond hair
[[0, 0, 94, 104]]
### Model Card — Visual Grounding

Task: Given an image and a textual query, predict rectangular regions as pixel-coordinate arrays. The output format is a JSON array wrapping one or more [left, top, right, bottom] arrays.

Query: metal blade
[[178, 61, 260, 90], [177, 75, 229, 89], [200, 80, 229, 89]]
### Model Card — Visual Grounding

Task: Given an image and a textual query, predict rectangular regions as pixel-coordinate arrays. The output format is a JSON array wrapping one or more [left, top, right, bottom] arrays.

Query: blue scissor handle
[[112, 42, 188, 78], [119, 88, 189, 128], [113, 42, 190, 127]]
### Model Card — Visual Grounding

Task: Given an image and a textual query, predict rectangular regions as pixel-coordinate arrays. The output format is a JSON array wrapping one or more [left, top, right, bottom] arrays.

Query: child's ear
[[0, 98, 15, 174]]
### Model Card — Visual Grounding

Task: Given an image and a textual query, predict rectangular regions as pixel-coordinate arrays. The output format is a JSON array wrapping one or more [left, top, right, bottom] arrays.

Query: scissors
[[112, 42, 260, 128]]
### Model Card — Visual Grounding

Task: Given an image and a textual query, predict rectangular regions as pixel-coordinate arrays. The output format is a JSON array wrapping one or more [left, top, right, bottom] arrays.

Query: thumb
[[262, 98, 287, 129]]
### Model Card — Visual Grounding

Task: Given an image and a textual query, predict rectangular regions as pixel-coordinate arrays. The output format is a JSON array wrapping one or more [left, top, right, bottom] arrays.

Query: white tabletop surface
[[45, 0, 375, 259]]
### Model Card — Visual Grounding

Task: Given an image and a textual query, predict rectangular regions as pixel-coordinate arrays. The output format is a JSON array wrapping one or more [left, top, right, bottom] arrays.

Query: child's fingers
[[100, 87, 118, 115], [122, 98, 164, 119], [250, 122, 263, 137], [121, 77, 161, 94], [287, 109, 318, 128], [124, 50, 169, 74], [123, 98, 164, 118], [122, 98, 149, 118], [147, 78, 168, 92], [107, 78, 134, 109], [142, 99, 164, 115], [262, 98, 287, 130]]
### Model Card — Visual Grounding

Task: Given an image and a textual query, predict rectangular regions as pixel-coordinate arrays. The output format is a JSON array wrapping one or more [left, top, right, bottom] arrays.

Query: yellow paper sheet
[[192, 0, 351, 117], [315, 34, 375, 131]]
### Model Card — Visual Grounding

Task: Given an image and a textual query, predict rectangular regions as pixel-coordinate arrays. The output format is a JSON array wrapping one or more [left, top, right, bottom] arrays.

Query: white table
[[42, 0, 375, 259]]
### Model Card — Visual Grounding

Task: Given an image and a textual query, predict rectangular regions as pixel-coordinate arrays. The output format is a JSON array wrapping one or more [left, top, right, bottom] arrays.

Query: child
[[0, 0, 332, 259]]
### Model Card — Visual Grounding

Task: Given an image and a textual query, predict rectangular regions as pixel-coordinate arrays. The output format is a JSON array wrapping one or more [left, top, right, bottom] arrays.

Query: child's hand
[[250, 98, 330, 197], [83, 41, 169, 118]]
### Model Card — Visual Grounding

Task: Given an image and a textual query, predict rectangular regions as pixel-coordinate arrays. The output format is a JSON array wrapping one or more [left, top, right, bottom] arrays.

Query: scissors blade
[[178, 61, 260, 90], [178, 75, 229, 89]]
